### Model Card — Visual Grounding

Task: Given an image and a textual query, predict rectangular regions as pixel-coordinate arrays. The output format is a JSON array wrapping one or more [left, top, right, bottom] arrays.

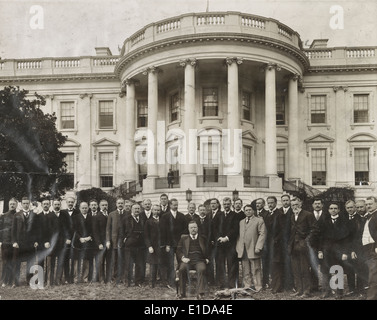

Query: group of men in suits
[[1, 193, 377, 301]]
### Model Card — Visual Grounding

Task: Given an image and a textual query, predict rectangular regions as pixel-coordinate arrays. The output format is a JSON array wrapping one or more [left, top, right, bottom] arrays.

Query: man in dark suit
[[72, 201, 93, 283], [264, 196, 283, 294], [209, 198, 224, 288], [362, 196, 377, 300], [160, 193, 170, 216], [144, 204, 163, 288], [318, 202, 351, 298], [184, 202, 200, 228], [176, 220, 209, 299], [92, 199, 110, 283], [278, 194, 294, 292], [120, 203, 146, 287], [344, 200, 367, 296], [12, 197, 41, 287], [160, 198, 186, 287], [0, 198, 18, 287], [106, 197, 126, 284], [45, 199, 66, 286], [309, 197, 327, 293], [255, 198, 268, 219], [233, 198, 246, 222], [61, 196, 79, 284], [288, 196, 318, 298]]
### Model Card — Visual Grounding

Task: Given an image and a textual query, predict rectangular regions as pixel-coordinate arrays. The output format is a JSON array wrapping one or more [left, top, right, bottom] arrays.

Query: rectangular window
[[99, 152, 113, 188], [353, 94, 369, 123], [170, 93, 179, 122], [310, 95, 326, 124], [243, 146, 251, 184], [276, 95, 285, 125], [242, 91, 251, 121], [277, 149, 285, 181], [137, 100, 148, 127], [354, 148, 369, 185], [203, 142, 219, 182], [99, 100, 114, 129], [311, 148, 326, 185], [202, 88, 218, 117], [64, 152, 75, 189], [60, 101, 75, 129]]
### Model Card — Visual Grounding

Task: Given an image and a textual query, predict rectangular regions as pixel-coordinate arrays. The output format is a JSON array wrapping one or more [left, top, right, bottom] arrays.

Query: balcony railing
[[243, 176, 269, 188], [196, 175, 227, 187], [155, 176, 180, 189]]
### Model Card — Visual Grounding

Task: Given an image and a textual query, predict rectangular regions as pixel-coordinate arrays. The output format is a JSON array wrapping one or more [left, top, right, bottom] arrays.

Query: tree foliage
[[0, 86, 70, 209]]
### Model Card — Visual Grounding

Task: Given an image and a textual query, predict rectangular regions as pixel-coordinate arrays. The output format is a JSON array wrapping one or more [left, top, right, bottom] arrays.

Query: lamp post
[[186, 188, 192, 203], [232, 189, 239, 202]]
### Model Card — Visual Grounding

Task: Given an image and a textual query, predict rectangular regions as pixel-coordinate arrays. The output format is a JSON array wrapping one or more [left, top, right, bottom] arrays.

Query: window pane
[[99, 100, 113, 128], [61, 102, 75, 129], [353, 94, 369, 123], [276, 95, 285, 125], [242, 146, 251, 171], [203, 88, 218, 116], [137, 100, 148, 127], [99, 152, 113, 187], [311, 95, 326, 124], [242, 91, 251, 121], [203, 168, 218, 182], [64, 153, 74, 189], [170, 93, 179, 122], [312, 149, 326, 185], [354, 148, 369, 185], [277, 149, 285, 173]]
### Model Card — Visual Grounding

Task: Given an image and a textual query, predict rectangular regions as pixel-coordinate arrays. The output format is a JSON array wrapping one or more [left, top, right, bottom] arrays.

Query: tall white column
[[264, 63, 280, 176], [288, 74, 299, 180], [225, 57, 243, 177], [180, 58, 197, 176], [145, 66, 159, 178], [124, 79, 137, 181]]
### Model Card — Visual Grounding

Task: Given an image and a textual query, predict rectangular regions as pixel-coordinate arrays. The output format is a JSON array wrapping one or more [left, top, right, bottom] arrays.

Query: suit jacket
[[365, 210, 377, 245], [236, 215, 266, 259], [347, 213, 366, 255], [39, 212, 52, 244], [264, 208, 284, 261], [46, 211, 66, 254], [288, 209, 318, 255], [160, 210, 187, 247], [234, 210, 246, 222], [256, 208, 269, 220], [318, 213, 351, 259], [222, 211, 239, 246], [278, 207, 293, 245], [61, 208, 79, 242], [144, 217, 162, 264], [209, 209, 224, 245], [198, 214, 211, 241], [106, 210, 125, 248], [176, 234, 209, 262], [11, 210, 41, 248], [72, 213, 93, 251], [120, 214, 145, 249], [160, 204, 171, 216], [92, 211, 108, 248], [0, 210, 16, 244], [140, 209, 153, 221]]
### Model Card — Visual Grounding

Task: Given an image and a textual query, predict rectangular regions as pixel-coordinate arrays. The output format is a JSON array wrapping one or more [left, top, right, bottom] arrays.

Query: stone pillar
[[123, 79, 138, 181], [180, 58, 197, 178], [288, 74, 300, 180], [264, 63, 280, 176], [144, 66, 159, 179]]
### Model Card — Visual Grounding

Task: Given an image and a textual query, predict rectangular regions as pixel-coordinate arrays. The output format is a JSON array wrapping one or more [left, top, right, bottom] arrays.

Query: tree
[[0, 86, 70, 211]]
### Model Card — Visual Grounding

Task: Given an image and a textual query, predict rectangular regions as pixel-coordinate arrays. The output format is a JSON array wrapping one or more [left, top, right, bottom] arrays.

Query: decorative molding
[[79, 93, 93, 99], [119, 78, 140, 97], [304, 133, 335, 157], [333, 86, 349, 92], [142, 66, 162, 75], [225, 57, 243, 66], [179, 58, 197, 68]]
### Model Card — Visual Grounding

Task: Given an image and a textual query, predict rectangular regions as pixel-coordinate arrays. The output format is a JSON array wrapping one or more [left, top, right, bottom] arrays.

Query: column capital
[[261, 62, 282, 72], [44, 94, 54, 100], [120, 78, 140, 97], [79, 93, 93, 99], [225, 57, 243, 66], [179, 58, 197, 68], [333, 85, 348, 92], [142, 66, 162, 75]]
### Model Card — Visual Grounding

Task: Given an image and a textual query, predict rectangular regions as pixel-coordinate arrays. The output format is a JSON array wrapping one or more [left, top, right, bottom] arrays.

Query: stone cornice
[[307, 64, 377, 73], [114, 33, 310, 77], [0, 73, 118, 84]]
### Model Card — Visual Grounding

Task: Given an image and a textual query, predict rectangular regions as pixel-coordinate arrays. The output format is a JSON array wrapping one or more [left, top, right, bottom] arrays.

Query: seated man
[[176, 220, 209, 299]]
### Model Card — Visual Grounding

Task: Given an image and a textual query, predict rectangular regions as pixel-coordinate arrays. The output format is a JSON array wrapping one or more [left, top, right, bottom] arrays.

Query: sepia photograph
[[0, 0, 377, 305]]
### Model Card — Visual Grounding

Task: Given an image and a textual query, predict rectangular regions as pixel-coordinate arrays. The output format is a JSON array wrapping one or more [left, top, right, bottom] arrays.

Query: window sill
[[351, 123, 374, 130], [198, 116, 224, 124], [307, 124, 331, 131], [60, 129, 78, 135], [96, 129, 117, 134]]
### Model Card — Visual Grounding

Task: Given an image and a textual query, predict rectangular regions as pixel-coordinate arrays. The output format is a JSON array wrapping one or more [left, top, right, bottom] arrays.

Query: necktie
[[295, 213, 299, 221], [103, 211, 108, 217], [135, 217, 139, 223], [246, 217, 250, 224], [25, 212, 29, 218], [349, 215, 354, 220], [314, 211, 319, 220], [200, 218, 204, 224], [332, 218, 336, 224]]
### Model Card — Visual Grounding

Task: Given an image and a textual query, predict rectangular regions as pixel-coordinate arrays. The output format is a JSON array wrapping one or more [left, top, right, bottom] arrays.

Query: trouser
[[321, 254, 345, 295], [344, 257, 368, 293], [162, 246, 178, 286], [178, 260, 207, 296], [291, 249, 311, 295], [95, 247, 111, 283], [13, 247, 35, 286], [1, 244, 14, 285], [63, 245, 75, 283], [48, 248, 65, 285], [271, 260, 283, 292], [124, 247, 146, 286], [308, 246, 322, 292], [241, 248, 262, 290]]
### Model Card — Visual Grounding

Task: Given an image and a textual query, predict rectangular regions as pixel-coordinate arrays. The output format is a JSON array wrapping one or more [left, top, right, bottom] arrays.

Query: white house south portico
[[0, 11, 376, 209]]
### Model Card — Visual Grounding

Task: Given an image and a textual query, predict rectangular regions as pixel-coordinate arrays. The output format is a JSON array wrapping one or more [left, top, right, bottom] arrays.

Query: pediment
[[304, 134, 334, 144], [242, 130, 258, 142], [63, 138, 81, 147], [166, 128, 186, 142], [92, 138, 120, 147], [347, 133, 377, 143], [277, 134, 288, 143]]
